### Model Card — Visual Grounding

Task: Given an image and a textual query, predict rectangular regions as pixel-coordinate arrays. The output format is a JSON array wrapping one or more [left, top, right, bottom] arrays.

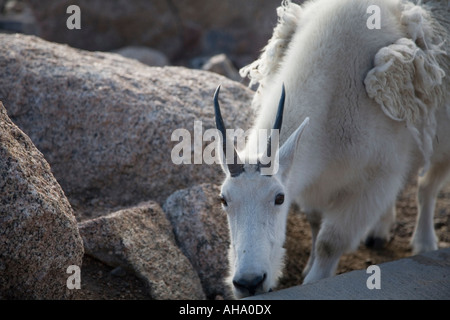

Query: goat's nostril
[[233, 273, 266, 296]]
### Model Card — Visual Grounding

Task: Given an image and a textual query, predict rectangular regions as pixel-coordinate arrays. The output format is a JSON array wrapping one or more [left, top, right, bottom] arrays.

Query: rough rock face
[[113, 46, 169, 67], [0, 34, 254, 212], [0, 102, 84, 299], [25, 0, 280, 62], [78, 201, 205, 300], [163, 183, 231, 299]]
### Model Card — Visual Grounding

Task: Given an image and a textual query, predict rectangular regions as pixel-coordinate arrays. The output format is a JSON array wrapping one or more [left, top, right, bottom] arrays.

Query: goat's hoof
[[364, 236, 386, 250]]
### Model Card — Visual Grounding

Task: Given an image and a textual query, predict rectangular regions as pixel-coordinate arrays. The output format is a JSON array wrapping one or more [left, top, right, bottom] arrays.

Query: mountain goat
[[213, 0, 450, 298]]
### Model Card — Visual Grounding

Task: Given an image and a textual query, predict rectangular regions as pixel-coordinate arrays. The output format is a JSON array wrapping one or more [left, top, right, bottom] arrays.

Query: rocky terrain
[[0, 0, 449, 300], [0, 32, 252, 299]]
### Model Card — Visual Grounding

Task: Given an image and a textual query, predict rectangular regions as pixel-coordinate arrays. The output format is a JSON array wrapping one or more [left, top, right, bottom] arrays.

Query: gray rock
[[0, 101, 84, 299], [163, 183, 231, 299], [78, 201, 206, 300], [202, 54, 241, 82], [0, 34, 254, 215], [113, 46, 169, 67]]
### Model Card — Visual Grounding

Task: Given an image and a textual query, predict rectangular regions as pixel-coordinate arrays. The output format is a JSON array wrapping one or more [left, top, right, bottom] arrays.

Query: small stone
[[78, 201, 206, 300], [110, 266, 127, 277], [201, 54, 241, 81]]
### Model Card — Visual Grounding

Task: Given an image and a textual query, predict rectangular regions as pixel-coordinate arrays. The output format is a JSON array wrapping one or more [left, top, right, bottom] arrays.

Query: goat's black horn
[[214, 85, 227, 152], [260, 84, 285, 167], [213, 85, 244, 177], [273, 83, 285, 132]]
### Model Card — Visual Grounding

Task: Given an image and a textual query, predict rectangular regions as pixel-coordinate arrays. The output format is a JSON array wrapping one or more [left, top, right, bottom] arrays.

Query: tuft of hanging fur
[[239, 0, 302, 111], [364, 3, 447, 174]]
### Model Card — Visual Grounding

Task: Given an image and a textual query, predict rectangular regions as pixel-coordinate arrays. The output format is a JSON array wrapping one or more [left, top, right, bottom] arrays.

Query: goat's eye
[[219, 195, 228, 207], [274, 193, 285, 205]]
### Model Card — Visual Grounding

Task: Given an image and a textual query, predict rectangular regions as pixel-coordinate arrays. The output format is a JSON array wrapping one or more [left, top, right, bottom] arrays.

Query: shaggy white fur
[[216, 0, 450, 299], [365, 3, 447, 173]]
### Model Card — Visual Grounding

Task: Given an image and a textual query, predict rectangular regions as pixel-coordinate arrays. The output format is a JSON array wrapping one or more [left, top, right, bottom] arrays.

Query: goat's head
[[214, 85, 309, 298]]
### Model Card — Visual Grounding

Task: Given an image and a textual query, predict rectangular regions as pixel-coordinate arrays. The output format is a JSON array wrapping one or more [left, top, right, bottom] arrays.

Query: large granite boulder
[[0, 102, 84, 299], [0, 34, 254, 213]]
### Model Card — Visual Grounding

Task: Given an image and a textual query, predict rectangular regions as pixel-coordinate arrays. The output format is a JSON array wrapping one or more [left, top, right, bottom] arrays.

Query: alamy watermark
[[366, 265, 381, 289], [171, 121, 281, 175], [366, 5, 381, 30], [65, 4, 381, 31], [66, 5, 81, 30], [66, 265, 81, 289]]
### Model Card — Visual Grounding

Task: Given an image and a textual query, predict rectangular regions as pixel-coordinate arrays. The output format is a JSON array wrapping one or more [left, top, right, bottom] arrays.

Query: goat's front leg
[[302, 219, 347, 284], [302, 210, 322, 278], [302, 209, 370, 284]]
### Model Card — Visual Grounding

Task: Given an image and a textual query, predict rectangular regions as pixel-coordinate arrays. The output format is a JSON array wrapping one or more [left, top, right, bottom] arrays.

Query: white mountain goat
[[212, 0, 450, 298]]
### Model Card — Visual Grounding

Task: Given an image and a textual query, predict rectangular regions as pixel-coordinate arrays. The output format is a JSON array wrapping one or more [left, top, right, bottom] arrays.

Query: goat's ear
[[277, 117, 309, 179]]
